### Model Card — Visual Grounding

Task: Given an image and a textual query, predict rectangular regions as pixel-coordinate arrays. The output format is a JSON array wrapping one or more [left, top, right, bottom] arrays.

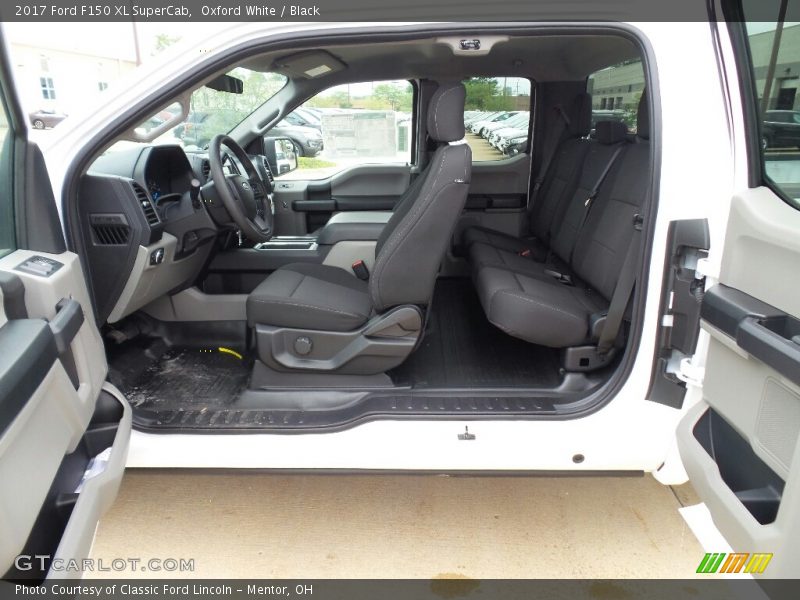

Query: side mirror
[[264, 136, 298, 175]]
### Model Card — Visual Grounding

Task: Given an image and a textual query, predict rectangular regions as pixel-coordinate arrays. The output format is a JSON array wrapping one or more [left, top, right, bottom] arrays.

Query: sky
[[4, 21, 223, 63]]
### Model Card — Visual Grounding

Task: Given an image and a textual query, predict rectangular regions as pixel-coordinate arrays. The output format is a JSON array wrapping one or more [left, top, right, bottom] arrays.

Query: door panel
[[276, 164, 411, 234], [0, 30, 129, 581], [454, 153, 531, 249], [677, 190, 800, 578], [0, 251, 131, 580], [676, 12, 800, 578]]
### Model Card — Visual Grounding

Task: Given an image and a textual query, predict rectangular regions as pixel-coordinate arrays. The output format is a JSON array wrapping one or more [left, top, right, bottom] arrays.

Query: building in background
[[748, 24, 800, 110], [587, 61, 645, 113], [9, 41, 137, 119]]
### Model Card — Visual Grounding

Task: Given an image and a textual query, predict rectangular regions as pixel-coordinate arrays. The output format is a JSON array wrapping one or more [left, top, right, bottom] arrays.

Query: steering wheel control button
[[149, 248, 165, 265], [294, 336, 313, 356]]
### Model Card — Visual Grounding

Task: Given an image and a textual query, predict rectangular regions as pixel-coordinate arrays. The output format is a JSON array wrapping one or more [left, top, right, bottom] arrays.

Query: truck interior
[[68, 27, 657, 432]]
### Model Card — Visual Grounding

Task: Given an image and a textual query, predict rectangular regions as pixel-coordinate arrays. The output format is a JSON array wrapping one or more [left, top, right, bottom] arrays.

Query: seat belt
[[569, 143, 627, 264], [596, 214, 643, 356], [529, 105, 571, 213]]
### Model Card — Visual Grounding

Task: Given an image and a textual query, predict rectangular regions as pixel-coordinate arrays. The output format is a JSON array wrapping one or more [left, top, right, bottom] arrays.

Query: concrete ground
[[466, 133, 506, 161], [88, 470, 704, 579]]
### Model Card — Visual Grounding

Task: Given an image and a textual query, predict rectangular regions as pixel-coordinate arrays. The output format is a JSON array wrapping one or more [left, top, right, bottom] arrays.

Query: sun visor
[[272, 50, 347, 79]]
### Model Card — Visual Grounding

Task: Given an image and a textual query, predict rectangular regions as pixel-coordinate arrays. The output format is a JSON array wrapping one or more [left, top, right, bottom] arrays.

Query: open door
[[677, 3, 800, 579], [0, 30, 130, 582]]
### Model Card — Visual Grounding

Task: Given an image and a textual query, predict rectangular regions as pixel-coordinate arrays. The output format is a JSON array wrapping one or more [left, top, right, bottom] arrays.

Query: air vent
[[132, 182, 160, 226], [89, 214, 130, 245], [201, 160, 211, 180]]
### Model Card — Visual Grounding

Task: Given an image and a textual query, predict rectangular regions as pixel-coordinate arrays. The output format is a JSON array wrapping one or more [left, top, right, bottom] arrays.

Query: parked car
[[486, 114, 531, 146], [269, 119, 324, 156], [28, 108, 67, 129], [483, 112, 530, 141], [493, 127, 530, 150], [464, 110, 496, 127], [470, 111, 521, 136], [501, 134, 529, 155], [761, 109, 800, 149], [283, 107, 322, 130]]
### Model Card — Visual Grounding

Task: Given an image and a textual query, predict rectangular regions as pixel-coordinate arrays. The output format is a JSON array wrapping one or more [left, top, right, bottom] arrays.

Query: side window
[[463, 77, 532, 161], [0, 98, 16, 258], [587, 59, 645, 135], [738, 7, 800, 210], [275, 80, 414, 180]]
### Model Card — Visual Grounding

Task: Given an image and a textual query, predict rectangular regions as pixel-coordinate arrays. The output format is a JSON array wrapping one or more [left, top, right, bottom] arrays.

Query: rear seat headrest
[[427, 82, 466, 143], [595, 120, 628, 145], [571, 92, 592, 137], [637, 90, 650, 140]]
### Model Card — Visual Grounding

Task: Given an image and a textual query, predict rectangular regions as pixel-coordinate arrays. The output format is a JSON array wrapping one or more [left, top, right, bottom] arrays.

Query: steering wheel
[[207, 134, 274, 243]]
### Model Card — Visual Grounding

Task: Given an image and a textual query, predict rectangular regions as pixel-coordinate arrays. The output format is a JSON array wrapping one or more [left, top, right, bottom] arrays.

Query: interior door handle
[[49, 298, 84, 354], [737, 316, 800, 388]]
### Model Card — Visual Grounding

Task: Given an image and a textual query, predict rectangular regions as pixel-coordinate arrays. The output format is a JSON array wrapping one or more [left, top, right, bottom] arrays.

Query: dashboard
[[78, 143, 269, 324]]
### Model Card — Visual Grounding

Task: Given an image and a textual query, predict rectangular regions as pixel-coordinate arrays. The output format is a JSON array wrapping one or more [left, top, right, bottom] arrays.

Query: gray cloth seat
[[469, 119, 630, 280], [475, 266, 608, 347], [247, 82, 471, 350], [247, 262, 372, 331], [462, 92, 593, 258], [474, 92, 651, 348]]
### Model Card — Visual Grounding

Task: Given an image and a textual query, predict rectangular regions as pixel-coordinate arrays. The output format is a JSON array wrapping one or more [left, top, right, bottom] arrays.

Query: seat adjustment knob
[[294, 336, 313, 355]]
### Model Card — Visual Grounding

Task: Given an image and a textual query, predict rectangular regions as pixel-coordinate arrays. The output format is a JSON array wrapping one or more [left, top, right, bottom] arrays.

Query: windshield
[[108, 67, 287, 152]]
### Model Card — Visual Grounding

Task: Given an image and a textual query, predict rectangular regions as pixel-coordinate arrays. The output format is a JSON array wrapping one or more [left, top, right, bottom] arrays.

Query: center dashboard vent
[[131, 181, 160, 226]]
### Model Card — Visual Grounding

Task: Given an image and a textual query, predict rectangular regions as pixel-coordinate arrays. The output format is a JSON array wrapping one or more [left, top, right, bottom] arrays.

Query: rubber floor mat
[[111, 345, 252, 411], [390, 278, 562, 388]]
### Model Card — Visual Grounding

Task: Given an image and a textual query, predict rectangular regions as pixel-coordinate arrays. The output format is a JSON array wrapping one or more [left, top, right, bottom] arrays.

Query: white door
[[677, 4, 800, 578], [0, 29, 130, 582]]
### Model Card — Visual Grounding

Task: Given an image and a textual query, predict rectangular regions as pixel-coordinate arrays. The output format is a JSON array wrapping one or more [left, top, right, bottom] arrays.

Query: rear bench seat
[[463, 92, 593, 259], [466, 92, 651, 369]]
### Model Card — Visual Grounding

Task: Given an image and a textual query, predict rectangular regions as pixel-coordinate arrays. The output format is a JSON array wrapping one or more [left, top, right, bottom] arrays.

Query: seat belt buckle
[[545, 269, 573, 286], [518, 248, 532, 257], [351, 260, 370, 280], [632, 213, 644, 231]]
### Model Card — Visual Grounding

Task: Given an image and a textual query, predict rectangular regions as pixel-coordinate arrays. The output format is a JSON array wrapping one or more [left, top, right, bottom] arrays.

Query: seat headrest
[[595, 120, 628, 145], [637, 89, 650, 140], [427, 82, 466, 142], [570, 92, 592, 137]]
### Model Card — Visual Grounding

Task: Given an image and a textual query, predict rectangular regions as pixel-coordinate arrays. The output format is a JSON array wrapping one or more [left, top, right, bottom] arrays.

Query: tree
[[153, 33, 181, 55], [463, 77, 500, 110], [372, 83, 413, 111]]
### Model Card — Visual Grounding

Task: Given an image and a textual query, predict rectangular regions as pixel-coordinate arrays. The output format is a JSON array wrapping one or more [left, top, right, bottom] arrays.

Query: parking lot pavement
[[466, 133, 505, 161], [88, 470, 705, 579]]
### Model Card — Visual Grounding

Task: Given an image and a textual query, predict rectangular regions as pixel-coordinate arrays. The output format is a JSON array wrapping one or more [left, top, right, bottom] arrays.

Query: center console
[[256, 211, 392, 252], [205, 211, 393, 289]]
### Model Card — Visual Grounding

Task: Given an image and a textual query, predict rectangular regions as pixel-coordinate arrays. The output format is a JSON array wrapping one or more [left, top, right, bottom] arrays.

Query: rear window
[[737, 6, 800, 210], [462, 77, 532, 162], [587, 59, 645, 135]]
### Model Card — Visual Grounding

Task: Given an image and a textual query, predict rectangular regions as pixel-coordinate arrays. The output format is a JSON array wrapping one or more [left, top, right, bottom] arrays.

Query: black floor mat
[[389, 279, 562, 388], [109, 343, 252, 411]]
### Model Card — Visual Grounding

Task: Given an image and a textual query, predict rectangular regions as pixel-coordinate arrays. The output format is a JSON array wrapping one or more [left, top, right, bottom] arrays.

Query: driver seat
[[247, 81, 471, 374]]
